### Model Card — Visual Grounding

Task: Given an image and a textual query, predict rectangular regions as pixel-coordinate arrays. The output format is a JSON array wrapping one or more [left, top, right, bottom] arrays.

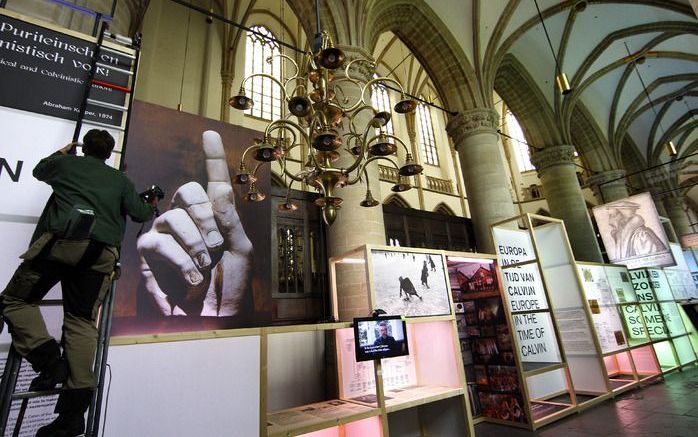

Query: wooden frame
[[575, 261, 663, 393], [328, 244, 475, 437], [628, 267, 698, 373], [489, 214, 584, 430]]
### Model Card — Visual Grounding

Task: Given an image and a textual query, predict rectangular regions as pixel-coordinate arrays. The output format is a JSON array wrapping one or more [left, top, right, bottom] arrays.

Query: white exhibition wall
[[102, 336, 260, 437]]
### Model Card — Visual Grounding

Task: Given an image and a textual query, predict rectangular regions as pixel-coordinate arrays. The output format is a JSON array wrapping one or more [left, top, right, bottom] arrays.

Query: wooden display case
[[444, 252, 528, 427], [576, 262, 662, 392], [629, 267, 698, 373], [490, 214, 587, 430], [263, 323, 383, 437], [329, 245, 475, 437]]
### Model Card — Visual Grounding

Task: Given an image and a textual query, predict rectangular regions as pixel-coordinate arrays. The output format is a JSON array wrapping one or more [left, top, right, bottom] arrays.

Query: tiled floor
[[475, 365, 698, 437]]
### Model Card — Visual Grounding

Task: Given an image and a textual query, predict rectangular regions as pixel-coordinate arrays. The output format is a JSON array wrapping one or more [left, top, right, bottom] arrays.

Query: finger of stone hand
[[171, 181, 225, 254], [202, 130, 233, 199], [137, 230, 205, 286], [139, 259, 173, 315], [153, 208, 212, 270], [210, 183, 253, 256]]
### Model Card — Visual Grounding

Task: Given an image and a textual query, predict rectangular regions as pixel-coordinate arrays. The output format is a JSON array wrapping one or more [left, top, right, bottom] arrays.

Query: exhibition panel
[[576, 262, 662, 390], [329, 245, 475, 437], [491, 214, 582, 430], [445, 253, 527, 426], [629, 268, 698, 372], [264, 323, 381, 437]]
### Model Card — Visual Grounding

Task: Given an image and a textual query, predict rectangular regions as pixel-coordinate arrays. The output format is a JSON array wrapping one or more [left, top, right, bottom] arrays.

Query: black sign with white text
[[0, 14, 132, 126]]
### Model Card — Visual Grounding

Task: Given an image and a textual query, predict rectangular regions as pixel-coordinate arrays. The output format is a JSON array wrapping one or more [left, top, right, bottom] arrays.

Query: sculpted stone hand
[[137, 131, 253, 316]]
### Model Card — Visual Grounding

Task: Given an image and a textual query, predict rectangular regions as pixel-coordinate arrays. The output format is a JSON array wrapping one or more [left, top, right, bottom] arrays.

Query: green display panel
[[673, 335, 697, 366], [652, 340, 678, 371]]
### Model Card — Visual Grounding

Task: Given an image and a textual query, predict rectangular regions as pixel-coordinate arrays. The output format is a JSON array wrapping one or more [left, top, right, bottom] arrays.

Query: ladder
[[0, 272, 118, 437], [0, 14, 142, 437]]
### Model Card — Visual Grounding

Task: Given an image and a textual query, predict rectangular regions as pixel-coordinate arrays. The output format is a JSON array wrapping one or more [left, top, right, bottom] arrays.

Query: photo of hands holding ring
[[136, 130, 253, 317]]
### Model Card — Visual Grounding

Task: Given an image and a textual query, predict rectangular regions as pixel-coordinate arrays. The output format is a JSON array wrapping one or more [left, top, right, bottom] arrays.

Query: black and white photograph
[[370, 249, 452, 317], [592, 192, 675, 269]]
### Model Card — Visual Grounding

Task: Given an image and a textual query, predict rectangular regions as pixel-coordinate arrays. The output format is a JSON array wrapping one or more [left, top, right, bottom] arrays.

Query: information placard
[[511, 312, 561, 363]]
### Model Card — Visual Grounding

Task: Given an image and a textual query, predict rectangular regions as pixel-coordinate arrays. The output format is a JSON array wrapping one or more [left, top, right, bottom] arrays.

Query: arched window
[[504, 110, 534, 172], [371, 78, 394, 137], [416, 102, 438, 166], [244, 25, 282, 120]]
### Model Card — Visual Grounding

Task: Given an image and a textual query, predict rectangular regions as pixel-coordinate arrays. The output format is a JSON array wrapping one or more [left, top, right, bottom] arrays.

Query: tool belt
[[20, 233, 118, 274]]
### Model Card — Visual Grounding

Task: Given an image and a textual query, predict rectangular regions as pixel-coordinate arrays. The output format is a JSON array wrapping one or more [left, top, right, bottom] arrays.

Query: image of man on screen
[[373, 321, 398, 352]]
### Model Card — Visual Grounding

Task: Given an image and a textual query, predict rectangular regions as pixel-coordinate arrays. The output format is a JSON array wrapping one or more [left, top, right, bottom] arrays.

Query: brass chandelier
[[228, 31, 423, 225]]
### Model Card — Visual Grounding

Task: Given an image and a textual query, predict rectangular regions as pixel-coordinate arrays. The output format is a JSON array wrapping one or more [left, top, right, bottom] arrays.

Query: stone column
[[664, 196, 692, 238], [587, 169, 628, 203], [647, 187, 669, 217], [531, 145, 603, 262], [220, 72, 234, 122], [327, 46, 386, 258], [446, 108, 517, 254]]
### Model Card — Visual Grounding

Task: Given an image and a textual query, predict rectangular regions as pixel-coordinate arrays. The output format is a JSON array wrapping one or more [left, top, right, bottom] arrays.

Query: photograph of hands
[[112, 101, 272, 335]]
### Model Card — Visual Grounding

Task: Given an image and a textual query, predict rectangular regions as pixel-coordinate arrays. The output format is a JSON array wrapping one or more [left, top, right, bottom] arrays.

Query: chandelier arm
[[264, 119, 320, 170], [348, 105, 378, 135], [269, 53, 300, 81], [251, 161, 266, 176], [347, 155, 398, 185], [381, 134, 411, 155], [240, 73, 290, 101], [267, 125, 298, 149], [281, 166, 306, 183], [265, 119, 311, 145], [358, 76, 407, 109], [331, 79, 365, 109], [240, 143, 261, 165]]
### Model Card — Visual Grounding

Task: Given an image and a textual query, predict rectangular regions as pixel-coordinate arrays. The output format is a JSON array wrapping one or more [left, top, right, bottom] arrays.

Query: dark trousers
[[0, 234, 117, 389]]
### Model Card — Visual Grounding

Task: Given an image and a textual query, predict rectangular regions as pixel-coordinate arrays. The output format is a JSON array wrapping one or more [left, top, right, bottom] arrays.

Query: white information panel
[[103, 336, 261, 437], [493, 227, 561, 365], [511, 312, 562, 363], [576, 264, 628, 354]]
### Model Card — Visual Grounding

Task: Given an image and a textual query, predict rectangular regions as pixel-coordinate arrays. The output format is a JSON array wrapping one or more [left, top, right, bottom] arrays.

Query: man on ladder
[[0, 129, 158, 436]]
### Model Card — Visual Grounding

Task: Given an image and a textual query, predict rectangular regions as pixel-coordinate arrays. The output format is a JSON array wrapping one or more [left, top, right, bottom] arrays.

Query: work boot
[[25, 340, 69, 391], [36, 388, 93, 437], [35, 413, 85, 437]]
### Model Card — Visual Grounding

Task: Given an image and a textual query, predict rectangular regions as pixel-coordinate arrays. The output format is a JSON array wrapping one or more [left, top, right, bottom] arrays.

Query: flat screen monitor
[[353, 316, 409, 362]]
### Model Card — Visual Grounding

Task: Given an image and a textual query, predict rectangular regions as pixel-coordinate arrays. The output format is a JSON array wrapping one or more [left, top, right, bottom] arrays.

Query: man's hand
[[136, 131, 253, 316], [59, 142, 79, 155]]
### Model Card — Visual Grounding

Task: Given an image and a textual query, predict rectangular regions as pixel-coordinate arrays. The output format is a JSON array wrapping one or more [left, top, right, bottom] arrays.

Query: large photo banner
[[112, 101, 272, 335], [593, 192, 675, 269]]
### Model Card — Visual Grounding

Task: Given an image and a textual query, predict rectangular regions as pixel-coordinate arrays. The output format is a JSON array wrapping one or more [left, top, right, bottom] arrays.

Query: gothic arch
[[433, 203, 456, 216], [494, 55, 562, 148], [383, 194, 411, 209], [363, 0, 481, 111]]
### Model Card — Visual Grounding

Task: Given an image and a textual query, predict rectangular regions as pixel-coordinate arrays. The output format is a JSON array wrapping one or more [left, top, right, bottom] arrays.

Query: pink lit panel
[[603, 355, 620, 375], [298, 428, 340, 437], [630, 345, 661, 376], [615, 351, 634, 374], [410, 321, 461, 387], [345, 416, 383, 437], [296, 417, 383, 437]]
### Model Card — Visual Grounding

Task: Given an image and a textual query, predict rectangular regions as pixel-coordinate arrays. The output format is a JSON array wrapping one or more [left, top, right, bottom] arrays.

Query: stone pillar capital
[[531, 145, 576, 175], [644, 167, 671, 188], [446, 108, 500, 144], [587, 169, 629, 203], [587, 169, 626, 187]]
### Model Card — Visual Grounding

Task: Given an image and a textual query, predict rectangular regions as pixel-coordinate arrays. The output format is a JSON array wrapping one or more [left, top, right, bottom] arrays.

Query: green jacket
[[32, 152, 154, 247]]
